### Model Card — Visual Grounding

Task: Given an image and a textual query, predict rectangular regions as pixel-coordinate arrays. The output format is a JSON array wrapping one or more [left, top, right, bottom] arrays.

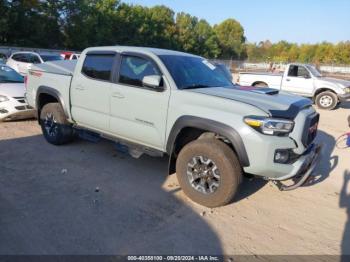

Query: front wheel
[[176, 138, 242, 207], [315, 91, 338, 110], [40, 103, 75, 145]]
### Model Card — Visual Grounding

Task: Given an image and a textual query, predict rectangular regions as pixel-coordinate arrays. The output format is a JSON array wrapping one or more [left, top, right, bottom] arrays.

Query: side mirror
[[142, 75, 163, 90]]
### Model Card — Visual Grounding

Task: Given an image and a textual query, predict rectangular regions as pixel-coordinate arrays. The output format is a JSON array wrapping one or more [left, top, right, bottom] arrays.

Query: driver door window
[[118, 55, 161, 88], [288, 65, 310, 78]]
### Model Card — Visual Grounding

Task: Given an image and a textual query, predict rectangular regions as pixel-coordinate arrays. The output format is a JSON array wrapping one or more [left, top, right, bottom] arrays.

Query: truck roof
[[84, 46, 200, 58], [30, 46, 201, 76]]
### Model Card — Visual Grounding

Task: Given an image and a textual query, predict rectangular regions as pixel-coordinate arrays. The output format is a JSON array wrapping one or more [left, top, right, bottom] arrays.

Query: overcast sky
[[123, 0, 350, 44]]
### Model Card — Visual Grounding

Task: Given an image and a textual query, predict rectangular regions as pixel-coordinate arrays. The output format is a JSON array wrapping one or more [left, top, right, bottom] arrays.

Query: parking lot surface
[[0, 104, 349, 255]]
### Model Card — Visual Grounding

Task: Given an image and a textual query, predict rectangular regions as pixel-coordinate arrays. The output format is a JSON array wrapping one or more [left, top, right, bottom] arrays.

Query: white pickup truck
[[238, 63, 350, 110], [25, 47, 322, 207]]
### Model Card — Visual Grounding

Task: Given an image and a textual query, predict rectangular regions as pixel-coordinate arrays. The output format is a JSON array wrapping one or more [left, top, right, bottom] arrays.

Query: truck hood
[[187, 86, 312, 119], [316, 77, 350, 88], [0, 83, 26, 97]]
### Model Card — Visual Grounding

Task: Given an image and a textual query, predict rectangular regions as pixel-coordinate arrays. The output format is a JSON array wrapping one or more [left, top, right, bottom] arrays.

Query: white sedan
[[0, 65, 35, 121], [6, 51, 63, 76]]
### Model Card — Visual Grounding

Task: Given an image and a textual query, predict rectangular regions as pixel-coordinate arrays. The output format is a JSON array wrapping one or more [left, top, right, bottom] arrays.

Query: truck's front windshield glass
[[159, 55, 233, 89], [306, 65, 322, 77]]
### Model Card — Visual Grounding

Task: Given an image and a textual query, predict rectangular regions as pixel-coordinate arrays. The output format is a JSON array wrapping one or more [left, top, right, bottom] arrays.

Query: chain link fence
[[209, 59, 350, 80]]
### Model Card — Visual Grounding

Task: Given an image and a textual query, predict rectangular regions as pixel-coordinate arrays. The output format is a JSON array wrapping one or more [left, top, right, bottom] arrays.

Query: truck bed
[[32, 60, 77, 76], [26, 60, 76, 120], [239, 71, 283, 76], [238, 71, 283, 90]]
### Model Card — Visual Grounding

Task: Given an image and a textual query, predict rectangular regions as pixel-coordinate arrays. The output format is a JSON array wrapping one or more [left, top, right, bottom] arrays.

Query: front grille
[[15, 106, 26, 110], [13, 97, 26, 103], [301, 112, 319, 147]]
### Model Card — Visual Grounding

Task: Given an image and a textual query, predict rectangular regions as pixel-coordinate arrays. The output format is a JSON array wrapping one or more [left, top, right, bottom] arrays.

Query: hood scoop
[[237, 86, 279, 95]]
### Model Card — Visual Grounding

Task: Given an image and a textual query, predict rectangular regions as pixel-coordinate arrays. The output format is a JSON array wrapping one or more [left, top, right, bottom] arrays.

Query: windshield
[[159, 55, 233, 89], [214, 63, 233, 82], [306, 65, 322, 77], [0, 65, 24, 83], [41, 55, 63, 62]]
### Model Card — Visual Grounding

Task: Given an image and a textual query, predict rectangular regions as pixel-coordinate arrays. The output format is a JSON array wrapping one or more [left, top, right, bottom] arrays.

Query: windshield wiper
[[182, 84, 211, 89]]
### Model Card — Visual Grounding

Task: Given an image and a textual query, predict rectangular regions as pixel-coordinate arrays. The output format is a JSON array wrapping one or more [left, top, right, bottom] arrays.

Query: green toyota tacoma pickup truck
[[25, 46, 322, 207]]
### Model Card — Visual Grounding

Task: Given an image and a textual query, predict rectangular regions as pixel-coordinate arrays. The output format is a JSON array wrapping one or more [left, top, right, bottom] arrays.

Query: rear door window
[[81, 54, 115, 81]]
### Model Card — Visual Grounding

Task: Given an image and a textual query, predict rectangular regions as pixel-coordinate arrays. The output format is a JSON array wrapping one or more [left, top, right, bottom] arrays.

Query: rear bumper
[[338, 93, 350, 102], [271, 143, 322, 191]]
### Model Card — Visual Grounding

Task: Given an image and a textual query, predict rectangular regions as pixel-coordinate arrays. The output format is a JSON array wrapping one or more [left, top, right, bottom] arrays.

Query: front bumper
[[0, 99, 35, 121], [271, 143, 322, 191], [338, 93, 350, 102]]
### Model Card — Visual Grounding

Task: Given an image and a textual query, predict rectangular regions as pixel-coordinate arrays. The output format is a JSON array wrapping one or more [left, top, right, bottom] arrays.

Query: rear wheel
[[253, 82, 268, 88], [315, 91, 338, 110], [176, 138, 242, 207], [40, 103, 74, 145]]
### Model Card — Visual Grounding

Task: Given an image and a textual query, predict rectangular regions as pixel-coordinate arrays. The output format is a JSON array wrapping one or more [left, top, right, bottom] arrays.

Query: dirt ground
[[0, 103, 349, 256]]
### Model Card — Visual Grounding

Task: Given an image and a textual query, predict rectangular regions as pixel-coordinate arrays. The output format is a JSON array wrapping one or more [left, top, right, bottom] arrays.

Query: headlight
[[244, 116, 294, 136], [0, 95, 9, 102]]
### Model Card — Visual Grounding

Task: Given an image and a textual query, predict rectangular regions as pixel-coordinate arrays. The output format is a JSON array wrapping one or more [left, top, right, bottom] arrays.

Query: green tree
[[175, 12, 198, 53], [214, 18, 246, 59], [63, 0, 120, 49], [0, 0, 9, 43], [146, 5, 177, 49], [193, 19, 220, 58]]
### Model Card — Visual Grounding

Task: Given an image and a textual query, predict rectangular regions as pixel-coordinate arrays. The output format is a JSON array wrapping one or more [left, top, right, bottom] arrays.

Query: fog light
[[274, 149, 290, 163], [0, 108, 8, 114]]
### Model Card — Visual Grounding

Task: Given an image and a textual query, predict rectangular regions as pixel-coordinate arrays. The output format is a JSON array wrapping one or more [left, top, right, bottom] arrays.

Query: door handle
[[112, 92, 124, 98], [286, 78, 291, 82], [75, 84, 85, 90]]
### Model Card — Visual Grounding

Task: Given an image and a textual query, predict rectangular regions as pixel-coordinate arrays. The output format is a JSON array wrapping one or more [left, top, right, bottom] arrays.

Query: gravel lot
[[0, 103, 349, 256]]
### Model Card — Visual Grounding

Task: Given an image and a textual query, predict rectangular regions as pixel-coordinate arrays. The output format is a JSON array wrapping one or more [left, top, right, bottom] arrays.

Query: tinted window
[[41, 55, 63, 62], [12, 54, 26, 62], [288, 65, 309, 78], [82, 54, 115, 81], [13, 54, 41, 64], [27, 54, 41, 64], [159, 55, 233, 89], [214, 64, 233, 82], [119, 56, 161, 87]]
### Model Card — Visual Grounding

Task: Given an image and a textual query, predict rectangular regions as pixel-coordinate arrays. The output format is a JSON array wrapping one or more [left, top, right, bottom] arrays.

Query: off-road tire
[[40, 103, 74, 145], [315, 91, 338, 110], [176, 138, 242, 207]]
